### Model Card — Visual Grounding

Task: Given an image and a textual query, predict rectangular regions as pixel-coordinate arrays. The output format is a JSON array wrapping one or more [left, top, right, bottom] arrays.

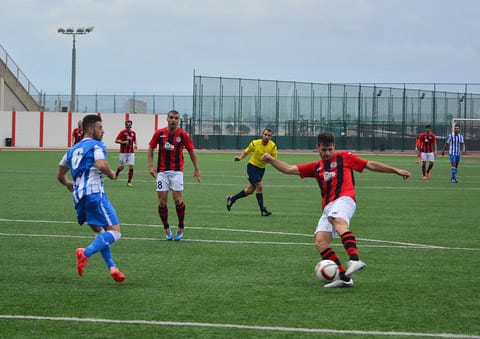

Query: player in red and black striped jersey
[[147, 110, 201, 241], [416, 124, 437, 180], [262, 132, 410, 288], [71, 120, 84, 145], [115, 120, 137, 187]]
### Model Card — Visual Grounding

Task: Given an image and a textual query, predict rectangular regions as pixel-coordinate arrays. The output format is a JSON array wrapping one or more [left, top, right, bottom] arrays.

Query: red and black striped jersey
[[148, 127, 195, 172], [115, 129, 136, 153], [71, 128, 84, 145], [417, 132, 436, 153], [297, 151, 368, 208]]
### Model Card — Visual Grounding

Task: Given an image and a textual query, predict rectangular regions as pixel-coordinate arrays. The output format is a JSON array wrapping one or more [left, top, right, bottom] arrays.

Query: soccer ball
[[315, 260, 339, 283]]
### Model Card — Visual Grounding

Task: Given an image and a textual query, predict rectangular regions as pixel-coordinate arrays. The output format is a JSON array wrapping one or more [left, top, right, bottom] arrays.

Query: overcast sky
[[2, 0, 479, 95]]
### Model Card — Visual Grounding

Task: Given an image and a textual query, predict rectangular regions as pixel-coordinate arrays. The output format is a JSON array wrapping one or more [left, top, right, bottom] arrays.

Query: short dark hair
[[425, 124, 431, 129], [263, 128, 273, 134], [168, 110, 180, 116], [317, 132, 335, 146], [82, 114, 102, 130]]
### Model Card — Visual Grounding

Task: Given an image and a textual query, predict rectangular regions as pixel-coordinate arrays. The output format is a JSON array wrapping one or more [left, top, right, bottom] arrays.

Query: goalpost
[[451, 118, 480, 151]]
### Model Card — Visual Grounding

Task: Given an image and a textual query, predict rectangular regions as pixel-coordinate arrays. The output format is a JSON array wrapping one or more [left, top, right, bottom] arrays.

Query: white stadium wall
[[0, 111, 168, 149]]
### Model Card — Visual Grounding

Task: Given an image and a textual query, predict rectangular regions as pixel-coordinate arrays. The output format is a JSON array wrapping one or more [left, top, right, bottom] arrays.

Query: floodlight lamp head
[[85, 27, 94, 33], [66, 28, 74, 33], [57, 28, 65, 33], [76, 28, 85, 33]]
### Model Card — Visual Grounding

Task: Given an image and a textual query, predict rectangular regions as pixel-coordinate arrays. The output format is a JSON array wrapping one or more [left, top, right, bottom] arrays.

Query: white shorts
[[421, 152, 435, 162], [119, 153, 135, 166], [314, 196, 356, 239], [156, 171, 184, 192]]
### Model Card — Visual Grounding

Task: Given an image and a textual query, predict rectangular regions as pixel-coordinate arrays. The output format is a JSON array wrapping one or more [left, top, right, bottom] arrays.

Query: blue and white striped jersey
[[59, 137, 108, 203], [446, 133, 464, 156]]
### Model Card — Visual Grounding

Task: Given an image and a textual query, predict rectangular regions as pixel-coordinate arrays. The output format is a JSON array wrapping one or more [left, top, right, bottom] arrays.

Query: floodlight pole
[[70, 34, 77, 113], [58, 27, 94, 112]]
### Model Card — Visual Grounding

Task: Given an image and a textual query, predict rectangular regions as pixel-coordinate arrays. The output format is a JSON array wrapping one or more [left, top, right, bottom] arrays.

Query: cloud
[[2, 0, 480, 94]]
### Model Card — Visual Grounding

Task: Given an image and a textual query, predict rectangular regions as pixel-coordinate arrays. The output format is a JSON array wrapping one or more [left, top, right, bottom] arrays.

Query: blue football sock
[[100, 245, 116, 269], [84, 231, 115, 258], [452, 167, 457, 179]]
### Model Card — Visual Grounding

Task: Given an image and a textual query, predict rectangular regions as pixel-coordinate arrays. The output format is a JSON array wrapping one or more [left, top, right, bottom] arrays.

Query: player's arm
[[416, 136, 423, 154], [115, 131, 127, 145], [235, 141, 254, 161], [441, 142, 449, 155], [261, 153, 299, 175], [271, 144, 278, 159], [187, 149, 201, 183], [71, 129, 78, 145], [234, 150, 249, 162], [147, 146, 157, 178], [96, 159, 115, 180], [366, 161, 410, 180], [56, 165, 74, 192], [91, 145, 115, 179]]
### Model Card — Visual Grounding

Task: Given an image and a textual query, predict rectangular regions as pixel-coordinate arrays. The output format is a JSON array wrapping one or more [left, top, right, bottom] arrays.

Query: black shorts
[[247, 163, 265, 185]]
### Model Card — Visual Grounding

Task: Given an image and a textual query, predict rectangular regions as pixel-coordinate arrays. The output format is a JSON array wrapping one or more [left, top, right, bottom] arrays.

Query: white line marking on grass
[[1, 218, 480, 251], [0, 315, 478, 338], [1, 231, 479, 251], [190, 182, 480, 190], [360, 186, 480, 191], [103, 178, 480, 190]]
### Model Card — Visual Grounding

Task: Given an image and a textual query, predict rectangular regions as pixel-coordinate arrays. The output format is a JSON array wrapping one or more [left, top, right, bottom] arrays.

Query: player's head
[[82, 114, 104, 141], [168, 110, 180, 118], [167, 110, 180, 131], [425, 124, 432, 132], [454, 124, 460, 134], [125, 120, 133, 129], [262, 128, 273, 144], [317, 132, 335, 161], [77, 120, 82, 128]]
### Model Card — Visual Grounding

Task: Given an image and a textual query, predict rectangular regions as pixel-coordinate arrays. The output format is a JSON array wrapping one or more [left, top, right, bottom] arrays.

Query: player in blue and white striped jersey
[[441, 124, 465, 183], [57, 114, 126, 282]]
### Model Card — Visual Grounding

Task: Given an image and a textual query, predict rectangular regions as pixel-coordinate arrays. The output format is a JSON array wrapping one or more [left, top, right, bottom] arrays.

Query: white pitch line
[[0, 315, 479, 338], [1, 232, 464, 249], [0, 232, 478, 251], [0, 218, 479, 251]]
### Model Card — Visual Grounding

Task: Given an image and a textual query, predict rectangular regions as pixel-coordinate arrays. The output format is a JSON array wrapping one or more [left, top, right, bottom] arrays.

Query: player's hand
[[234, 156, 241, 161], [149, 167, 157, 178], [261, 153, 273, 162], [66, 182, 74, 192], [193, 170, 201, 183], [398, 170, 410, 180]]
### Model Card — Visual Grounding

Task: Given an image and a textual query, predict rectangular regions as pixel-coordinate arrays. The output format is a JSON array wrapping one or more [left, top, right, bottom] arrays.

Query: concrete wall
[[0, 77, 28, 112], [0, 58, 42, 112], [0, 111, 168, 149]]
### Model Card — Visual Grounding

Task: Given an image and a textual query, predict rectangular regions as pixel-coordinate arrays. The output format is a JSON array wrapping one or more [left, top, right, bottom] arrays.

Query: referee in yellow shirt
[[227, 128, 278, 216]]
